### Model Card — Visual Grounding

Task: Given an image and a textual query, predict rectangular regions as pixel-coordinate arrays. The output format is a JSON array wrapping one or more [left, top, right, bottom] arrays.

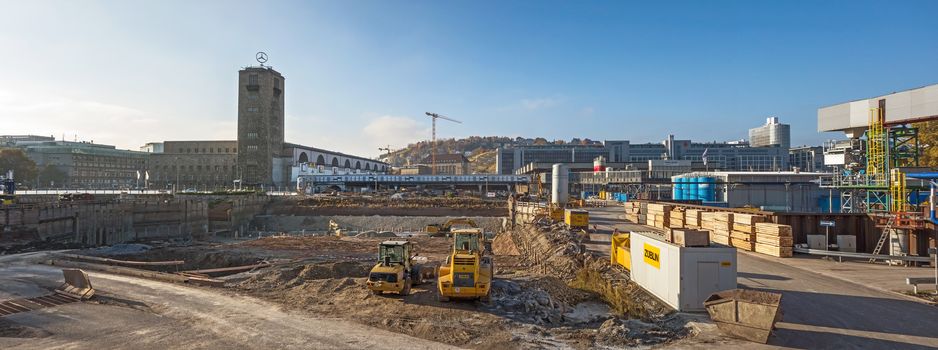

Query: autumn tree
[[38, 165, 68, 188], [0, 148, 38, 184], [917, 120, 938, 167]]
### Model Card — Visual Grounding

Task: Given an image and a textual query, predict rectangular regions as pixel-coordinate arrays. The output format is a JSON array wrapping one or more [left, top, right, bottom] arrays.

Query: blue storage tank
[[673, 178, 684, 200], [688, 177, 700, 201], [698, 177, 715, 202], [682, 177, 692, 201]]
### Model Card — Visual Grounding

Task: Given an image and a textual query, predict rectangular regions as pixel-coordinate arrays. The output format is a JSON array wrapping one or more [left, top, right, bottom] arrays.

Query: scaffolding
[[867, 108, 888, 185], [820, 106, 922, 215], [890, 168, 906, 212]]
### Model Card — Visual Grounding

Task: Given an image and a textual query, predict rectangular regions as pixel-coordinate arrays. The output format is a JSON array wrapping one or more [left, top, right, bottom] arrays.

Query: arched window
[[344, 159, 351, 169], [355, 161, 361, 169], [316, 155, 325, 165], [365, 163, 371, 171], [298, 152, 309, 163], [331, 158, 339, 167]]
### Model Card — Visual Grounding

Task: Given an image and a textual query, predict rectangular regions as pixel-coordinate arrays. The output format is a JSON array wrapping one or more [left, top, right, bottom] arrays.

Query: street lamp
[[174, 156, 180, 194]]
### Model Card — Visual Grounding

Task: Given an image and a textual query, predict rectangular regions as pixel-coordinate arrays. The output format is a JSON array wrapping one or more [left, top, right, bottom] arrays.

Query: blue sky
[[2, 0, 937, 156]]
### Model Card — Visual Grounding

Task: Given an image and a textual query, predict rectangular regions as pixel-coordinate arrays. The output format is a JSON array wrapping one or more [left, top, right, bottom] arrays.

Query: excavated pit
[[208, 223, 692, 349]]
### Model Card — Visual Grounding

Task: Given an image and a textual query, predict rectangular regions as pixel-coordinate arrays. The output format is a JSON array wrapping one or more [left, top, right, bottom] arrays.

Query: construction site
[[1, 83, 938, 348], [3, 3, 938, 348], [2, 81, 938, 349]]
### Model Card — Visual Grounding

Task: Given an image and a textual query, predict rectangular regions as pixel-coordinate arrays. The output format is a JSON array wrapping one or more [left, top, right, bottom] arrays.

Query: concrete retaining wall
[[0, 195, 269, 246]]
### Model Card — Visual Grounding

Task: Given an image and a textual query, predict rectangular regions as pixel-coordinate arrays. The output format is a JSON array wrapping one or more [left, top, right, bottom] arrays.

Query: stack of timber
[[754, 223, 794, 257], [685, 209, 702, 228], [669, 208, 686, 228], [729, 213, 766, 251], [701, 211, 732, 245], [638, 202, 648, 225], [646, 203, 672, 229], [624, 202, 642, 223]]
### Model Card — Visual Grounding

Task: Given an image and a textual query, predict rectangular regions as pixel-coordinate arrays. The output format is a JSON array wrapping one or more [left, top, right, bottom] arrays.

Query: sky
[[1, 0, 937, 157]]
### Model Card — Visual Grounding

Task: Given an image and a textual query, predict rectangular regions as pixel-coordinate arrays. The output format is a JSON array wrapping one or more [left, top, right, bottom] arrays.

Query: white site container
[[629, 231, 738, 312]]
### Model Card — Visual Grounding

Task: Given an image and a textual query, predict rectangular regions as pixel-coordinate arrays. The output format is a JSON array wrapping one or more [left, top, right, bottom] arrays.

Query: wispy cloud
[[362, 115, 430, 152], [0, 90, 235, 149], [520, 97, 563, 110]]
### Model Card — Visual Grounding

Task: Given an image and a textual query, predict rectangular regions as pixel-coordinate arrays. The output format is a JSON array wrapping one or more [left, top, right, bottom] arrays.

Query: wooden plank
[[730, 230, 755, 241], [755, 236, 794, 246], [730, 237, 754, 250], [754, 223, 793, 236], [754, 243, 793, 258], [733, 213, 767, 225]]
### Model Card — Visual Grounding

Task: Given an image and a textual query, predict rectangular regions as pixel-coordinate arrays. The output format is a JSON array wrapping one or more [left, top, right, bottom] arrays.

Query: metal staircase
[[869, 215, 894, 263], [867, 108, 887, 185]]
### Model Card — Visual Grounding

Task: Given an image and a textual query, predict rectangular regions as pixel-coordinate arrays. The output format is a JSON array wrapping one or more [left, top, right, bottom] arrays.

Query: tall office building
[[237, 66, 285, 185], [749, 117, 791, 149]]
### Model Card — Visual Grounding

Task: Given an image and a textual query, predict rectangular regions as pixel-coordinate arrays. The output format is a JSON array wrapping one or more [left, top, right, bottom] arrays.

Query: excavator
[[437, 228, 493, 302], [366, 241, 436, 296], [424, 218, 477, 237]]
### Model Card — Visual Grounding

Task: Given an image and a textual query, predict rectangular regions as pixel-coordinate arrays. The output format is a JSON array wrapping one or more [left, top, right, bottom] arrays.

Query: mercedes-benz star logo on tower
[[256, 52, 268, 64]]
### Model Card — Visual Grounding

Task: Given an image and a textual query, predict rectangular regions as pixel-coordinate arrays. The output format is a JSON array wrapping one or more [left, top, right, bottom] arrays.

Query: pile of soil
[[89, 245, 266, 271], [234, 235, 452, 261], [354, 231, 397, 238], [252, 215, 506, 234]]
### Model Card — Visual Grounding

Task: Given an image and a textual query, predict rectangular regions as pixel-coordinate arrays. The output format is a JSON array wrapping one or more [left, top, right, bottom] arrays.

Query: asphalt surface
[[586, 205, 938, 349], [0, 253, 458, 350]]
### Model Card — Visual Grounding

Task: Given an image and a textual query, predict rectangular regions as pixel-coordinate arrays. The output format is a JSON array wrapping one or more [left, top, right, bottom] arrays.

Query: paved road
[[586, 206, 938, 349], [0, 253, 458, 350]]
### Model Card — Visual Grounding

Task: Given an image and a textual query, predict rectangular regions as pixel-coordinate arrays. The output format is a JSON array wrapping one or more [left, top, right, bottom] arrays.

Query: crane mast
[[424, 112, 462, 175]]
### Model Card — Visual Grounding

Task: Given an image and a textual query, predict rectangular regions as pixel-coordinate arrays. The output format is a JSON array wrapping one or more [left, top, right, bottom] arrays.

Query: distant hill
[[380, 136, 602, 174]]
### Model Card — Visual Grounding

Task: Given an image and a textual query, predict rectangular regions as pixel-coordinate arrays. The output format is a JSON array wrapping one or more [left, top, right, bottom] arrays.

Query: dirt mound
[[487, 278, 609, 327], [570, 255, 673, 320], [254, 215, 506, 234], [0, 319, 51, 338], [491, 232, 521, 256], [235, 261, 371, 290], [90, 246, 264, 271], [500, 225, 585, 279], [233, 235, 453, 262], [355, 231, 397, 238]]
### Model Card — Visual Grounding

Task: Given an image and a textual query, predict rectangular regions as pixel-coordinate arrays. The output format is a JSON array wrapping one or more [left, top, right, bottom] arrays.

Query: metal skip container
[[704, 289, 783, 344]]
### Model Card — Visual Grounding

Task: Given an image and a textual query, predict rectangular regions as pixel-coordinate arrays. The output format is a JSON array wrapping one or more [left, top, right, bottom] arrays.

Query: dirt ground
[[87, 226, 690, 349]]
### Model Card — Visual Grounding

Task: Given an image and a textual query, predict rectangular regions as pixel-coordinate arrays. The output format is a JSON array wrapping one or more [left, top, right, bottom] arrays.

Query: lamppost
[[175, 156, 180, 194]]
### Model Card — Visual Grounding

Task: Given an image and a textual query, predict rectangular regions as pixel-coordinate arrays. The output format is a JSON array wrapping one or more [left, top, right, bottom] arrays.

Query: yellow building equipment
[[366, 241, 436, 296], [425, 218, 478, 237], [610, 232, 631, 270], [564, 209, 589, 229], [437, 228, 493, 301]]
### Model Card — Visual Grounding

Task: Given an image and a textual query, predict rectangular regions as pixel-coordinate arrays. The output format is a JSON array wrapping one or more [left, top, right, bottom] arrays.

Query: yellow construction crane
[[425, 112, 462, 175]]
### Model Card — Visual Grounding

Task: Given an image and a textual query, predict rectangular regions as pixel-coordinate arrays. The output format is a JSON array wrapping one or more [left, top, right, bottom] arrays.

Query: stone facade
[[237, 67, 285, 185], [422, 154, 470, 175], [146, 141, 238, 190]]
